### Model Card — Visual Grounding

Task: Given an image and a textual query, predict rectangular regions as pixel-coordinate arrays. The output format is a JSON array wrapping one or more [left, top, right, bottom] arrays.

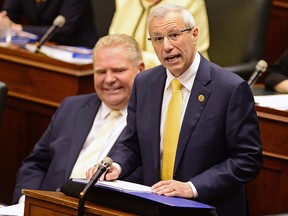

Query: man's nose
[[163, 36, 174, 50], [105, 71, 116, 83]]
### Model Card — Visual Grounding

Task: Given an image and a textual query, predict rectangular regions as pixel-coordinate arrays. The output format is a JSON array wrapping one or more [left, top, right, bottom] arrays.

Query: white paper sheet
[[25, 44, 93, 65], [254, 94, 288, 111], [73, 179, 151, 193], [0, 203, 24, 216]]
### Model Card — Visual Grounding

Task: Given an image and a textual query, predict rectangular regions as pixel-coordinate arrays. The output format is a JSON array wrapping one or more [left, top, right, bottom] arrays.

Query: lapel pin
[[198, 94, 205, 102]]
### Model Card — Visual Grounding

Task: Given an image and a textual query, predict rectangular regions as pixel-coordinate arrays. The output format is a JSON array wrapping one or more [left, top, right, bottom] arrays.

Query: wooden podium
[[246, 104, 288, 216], [0, 46, 95, 204], [23, 189, 136, 216]]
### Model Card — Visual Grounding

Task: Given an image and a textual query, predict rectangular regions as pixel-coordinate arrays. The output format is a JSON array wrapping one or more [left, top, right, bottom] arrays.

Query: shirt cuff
[[18, 195, 26, 203], [187, 181, 199, 198], [112, 162, 122, 175]]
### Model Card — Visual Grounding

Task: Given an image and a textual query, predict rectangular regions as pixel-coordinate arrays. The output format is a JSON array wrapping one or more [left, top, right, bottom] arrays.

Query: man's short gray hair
[[147, 4, 196, 31]]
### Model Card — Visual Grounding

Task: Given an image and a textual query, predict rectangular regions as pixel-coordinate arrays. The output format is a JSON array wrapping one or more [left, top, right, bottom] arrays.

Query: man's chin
[[104, 97, 127, 109]]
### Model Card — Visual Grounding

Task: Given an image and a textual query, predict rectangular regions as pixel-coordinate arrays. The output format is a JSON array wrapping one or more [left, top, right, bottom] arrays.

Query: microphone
[[247, 60, 268, 87], [35, 15, 66, 53], [77, 157, 113, 216]]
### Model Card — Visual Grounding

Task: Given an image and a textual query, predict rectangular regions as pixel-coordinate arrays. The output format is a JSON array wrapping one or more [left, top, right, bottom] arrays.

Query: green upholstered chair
[[205, 0, 272, 80]]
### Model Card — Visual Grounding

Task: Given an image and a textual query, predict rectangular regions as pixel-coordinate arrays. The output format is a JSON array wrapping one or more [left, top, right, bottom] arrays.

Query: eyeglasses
[[148, 28, 193, 46]]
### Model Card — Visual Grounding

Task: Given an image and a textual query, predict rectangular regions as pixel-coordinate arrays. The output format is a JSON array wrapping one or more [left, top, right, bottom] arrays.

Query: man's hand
[[151, 180, 193, 198], [86, 164, 120, 181], [0, 11, 11, 30], [0, 11, 23, 32]]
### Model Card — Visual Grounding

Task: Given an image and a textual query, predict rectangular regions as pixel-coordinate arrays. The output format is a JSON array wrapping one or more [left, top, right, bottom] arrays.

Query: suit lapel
[[174, 57, 212, 172], [64, 96, 101, 179], [150, 66, 167, 174]]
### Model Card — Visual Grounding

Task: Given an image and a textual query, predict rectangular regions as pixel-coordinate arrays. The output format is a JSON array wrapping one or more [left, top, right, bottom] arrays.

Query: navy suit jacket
[[13, 93, 141, 203], [110, 55, 263, 216], [3, 0, 98, 47]]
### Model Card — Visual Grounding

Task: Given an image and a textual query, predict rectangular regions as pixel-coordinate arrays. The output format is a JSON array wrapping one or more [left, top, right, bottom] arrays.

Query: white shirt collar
[[100, 102, 127, 119], [165, 52, 200, 91]]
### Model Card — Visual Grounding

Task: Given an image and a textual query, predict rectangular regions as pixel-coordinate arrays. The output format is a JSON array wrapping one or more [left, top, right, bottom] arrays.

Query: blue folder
[[61, 178, 216, 216]]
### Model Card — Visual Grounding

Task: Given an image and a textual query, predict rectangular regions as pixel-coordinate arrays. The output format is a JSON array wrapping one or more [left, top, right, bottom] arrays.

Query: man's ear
[[192, 27, 199, 44], [139, 62, 145, 72]]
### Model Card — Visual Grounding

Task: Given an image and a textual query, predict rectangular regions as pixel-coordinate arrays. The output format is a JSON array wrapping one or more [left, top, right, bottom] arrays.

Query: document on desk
[[73, 178, 151, 193], [66, 179, 214, 210], [254, 94, 288, 111], [0, 203, 24, 216], [25, 44, 93, 65], [0, 30, 38, 47]]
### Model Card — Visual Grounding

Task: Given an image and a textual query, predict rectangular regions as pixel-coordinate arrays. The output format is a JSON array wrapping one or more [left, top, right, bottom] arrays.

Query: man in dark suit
[[87, 4, 262, 216], [13, 34, 145, 203], [0, 0, 97, 47]]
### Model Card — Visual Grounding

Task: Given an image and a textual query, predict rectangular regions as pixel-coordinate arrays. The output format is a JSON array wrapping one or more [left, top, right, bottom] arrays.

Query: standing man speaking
[[87, 4, 262, 216]]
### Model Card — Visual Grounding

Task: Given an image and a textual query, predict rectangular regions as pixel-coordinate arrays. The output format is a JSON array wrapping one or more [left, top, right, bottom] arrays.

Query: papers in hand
[[254, 94, 288, 111], [73, 179, 151, 193], [25, 44, 93, 64]]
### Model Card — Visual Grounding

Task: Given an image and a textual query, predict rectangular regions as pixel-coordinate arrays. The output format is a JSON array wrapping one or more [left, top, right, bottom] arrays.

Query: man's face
[[93, 45, 143, 109], [149, 12, 198, 76]]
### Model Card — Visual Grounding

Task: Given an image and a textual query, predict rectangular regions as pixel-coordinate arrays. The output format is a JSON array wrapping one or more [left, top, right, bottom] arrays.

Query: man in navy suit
[[13, 34, 145, 203], [87, 4, 262, 216]]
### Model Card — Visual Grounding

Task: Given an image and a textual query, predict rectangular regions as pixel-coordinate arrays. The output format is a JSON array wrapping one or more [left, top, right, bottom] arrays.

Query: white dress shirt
[[160, 52, 200, 197], [70, 102, 127, 179]]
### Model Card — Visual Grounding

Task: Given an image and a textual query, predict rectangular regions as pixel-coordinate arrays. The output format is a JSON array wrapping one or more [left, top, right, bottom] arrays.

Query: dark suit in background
[[13, 93, 141, 203], [2, 0, 98, 47], [13, 94, 102, 202], [13, 33, 145, 204], [265, 50, 288, 93], [111, 55, 262, 216]]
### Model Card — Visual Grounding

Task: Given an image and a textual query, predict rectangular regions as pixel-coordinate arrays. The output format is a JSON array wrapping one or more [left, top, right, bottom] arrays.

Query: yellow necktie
[[70, 110, 121, 178], [95, 110, 121, 138], [161, 79, 182, 180]]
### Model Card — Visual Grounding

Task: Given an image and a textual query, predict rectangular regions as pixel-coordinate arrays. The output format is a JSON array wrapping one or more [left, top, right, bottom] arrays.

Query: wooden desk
[[246, 105, 288, 216], [0, 46, 95, 204], [23, 189, 136, 216]]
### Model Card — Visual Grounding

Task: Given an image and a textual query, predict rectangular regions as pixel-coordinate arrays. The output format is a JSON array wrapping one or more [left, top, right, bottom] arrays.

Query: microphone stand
[[34, 42, 44, 54], [77, 188, 88, 216], [77, 157, 112, 216], [34, 15, 65, 54], [77, 168, 105, 216]]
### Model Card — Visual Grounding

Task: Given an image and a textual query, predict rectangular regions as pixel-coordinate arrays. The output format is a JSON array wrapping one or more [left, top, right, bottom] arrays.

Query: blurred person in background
[[0, 0, 98, 47], [109, 0, 210, 69], [265, 50, 288, 93]]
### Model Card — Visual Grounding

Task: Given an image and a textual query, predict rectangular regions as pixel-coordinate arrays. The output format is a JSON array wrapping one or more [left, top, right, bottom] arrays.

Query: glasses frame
[[148, 27, 193, 46]]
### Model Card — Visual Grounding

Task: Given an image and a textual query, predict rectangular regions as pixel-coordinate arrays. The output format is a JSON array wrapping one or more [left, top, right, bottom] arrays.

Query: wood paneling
[[246, 106, 288, 216], [263, 0, 288, 65], [23, 189, 136, 216]]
